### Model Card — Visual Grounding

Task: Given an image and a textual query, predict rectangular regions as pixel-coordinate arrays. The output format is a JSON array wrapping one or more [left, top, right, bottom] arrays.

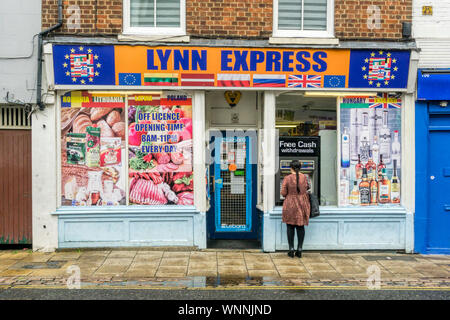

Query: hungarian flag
[[181, 73, 215, 86], [217, 74, 250, 87], [143, 73, 178, 86]]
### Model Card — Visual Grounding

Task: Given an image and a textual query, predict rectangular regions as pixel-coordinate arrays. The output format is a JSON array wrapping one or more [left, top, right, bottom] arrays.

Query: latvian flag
[[217, 74, 251, 87], [181, 73, 215, 86], [253, 74, 286, 87], [144, 73, 178, 86], [288, 75, 322, 88]]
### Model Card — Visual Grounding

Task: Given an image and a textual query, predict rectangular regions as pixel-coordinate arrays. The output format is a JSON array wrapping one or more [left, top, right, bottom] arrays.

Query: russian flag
[[253, 74, 286, 87]]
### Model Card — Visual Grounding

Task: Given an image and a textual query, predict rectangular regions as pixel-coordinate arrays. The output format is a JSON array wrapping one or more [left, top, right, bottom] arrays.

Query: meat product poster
[[128, 93, 194, 206], [60, 91, 127, 206]]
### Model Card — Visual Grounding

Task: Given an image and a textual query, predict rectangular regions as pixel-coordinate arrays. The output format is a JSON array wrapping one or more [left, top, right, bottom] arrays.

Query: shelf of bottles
[[339, 95, 401, 207]]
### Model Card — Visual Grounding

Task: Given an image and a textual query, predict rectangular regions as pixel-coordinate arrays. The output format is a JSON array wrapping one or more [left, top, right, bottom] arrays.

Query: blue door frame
[[207, 131, 259, 240], [415, 100, 450, 254]]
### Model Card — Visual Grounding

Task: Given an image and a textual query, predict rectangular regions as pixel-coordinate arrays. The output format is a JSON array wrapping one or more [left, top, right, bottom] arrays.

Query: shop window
[[60, 91, 193, 207], [339, 94, 402, 207], [275, 93, 337, 206], [123, 0, 186, 36], [273, 0, 334, 38]]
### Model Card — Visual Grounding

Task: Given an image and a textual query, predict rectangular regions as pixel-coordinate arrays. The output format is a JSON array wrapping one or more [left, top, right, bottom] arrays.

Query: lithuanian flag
[[143, 73, 179, 86]]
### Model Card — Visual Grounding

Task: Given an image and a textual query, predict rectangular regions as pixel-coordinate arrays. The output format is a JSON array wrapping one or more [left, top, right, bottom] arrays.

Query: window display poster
[[339, 93, 401, 206], [60, 91, 126, 206], [128, 93, 194, 205]]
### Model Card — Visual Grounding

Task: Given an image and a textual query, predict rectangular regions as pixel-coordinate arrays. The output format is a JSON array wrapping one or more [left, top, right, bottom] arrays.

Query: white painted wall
[[0, 0, 41, 104], [205, 91, 258, 128], [413, 0, 450, 68]]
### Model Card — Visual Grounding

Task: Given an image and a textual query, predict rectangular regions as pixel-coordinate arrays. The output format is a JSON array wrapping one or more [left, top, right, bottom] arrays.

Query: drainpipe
[[37, 0, 63, 110]]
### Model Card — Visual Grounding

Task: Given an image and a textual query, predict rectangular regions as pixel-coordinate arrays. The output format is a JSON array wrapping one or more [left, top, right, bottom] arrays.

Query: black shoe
[[288, 250, 295, 258], [295, 250, 302, 258]]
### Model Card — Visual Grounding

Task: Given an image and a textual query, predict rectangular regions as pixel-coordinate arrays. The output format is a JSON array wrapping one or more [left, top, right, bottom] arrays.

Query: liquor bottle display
[[369, 170, 378, 205], [350, 181, 360, 205], [359, 168, 370, 206], [339, 169, 350, 206], [391, 130, 401, 167], [379, 110, 391, 164], [341, 127, 350, 168], [366, 150, 376, 179], [377, 154, 386, 180], [391, 159, 401, 204], [355, 154, 363, 179], [359, 112, 370, 163], [378, 168, 391, 204], [340, 95, 401, 207]]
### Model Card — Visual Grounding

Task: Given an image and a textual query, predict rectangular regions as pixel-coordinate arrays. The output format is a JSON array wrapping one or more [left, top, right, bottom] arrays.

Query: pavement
[[0, 249, 449, 290]]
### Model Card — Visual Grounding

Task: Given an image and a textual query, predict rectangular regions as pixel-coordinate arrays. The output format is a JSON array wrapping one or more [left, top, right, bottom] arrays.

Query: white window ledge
[[118, 34, 190, 43], [269, 37, 339, 46]]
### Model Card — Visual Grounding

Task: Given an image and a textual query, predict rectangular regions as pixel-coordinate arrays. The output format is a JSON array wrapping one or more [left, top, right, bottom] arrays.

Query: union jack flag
[[368, 93, 401, 109], [70, 54, 94, 78], [288, 75, 322, 88]]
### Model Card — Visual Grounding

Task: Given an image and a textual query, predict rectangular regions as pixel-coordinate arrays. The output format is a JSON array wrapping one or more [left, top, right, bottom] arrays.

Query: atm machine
[[275, 136, 320, 206]]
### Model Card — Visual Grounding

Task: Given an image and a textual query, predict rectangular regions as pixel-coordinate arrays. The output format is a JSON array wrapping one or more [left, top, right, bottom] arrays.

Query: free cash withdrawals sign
[[53, 45, 411, 89]]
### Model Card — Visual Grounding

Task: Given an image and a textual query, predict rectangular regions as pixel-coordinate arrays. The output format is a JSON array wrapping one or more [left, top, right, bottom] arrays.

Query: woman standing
[[281, 160, 311, 258]]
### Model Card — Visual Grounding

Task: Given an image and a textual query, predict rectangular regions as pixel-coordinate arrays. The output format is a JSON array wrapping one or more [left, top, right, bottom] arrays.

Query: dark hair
[[290, 160, 302, 194]]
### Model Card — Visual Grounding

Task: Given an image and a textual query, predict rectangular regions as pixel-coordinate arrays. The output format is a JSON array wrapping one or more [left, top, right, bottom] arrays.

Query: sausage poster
[[60, 91, 127, 206], [128, 93, 194, 205]]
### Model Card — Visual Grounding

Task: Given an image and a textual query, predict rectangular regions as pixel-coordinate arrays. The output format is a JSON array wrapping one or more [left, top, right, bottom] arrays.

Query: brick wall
[[335, 0, 412, 39], [42, 0, 122, 35], [42, 0, 412, 40]]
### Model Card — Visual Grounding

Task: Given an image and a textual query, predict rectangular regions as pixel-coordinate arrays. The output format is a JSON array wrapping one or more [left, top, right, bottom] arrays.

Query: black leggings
[[287, 224, 305, 251]]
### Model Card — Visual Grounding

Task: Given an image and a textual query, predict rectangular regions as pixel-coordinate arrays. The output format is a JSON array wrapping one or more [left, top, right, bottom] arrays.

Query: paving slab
[[162, 251, 191, 258], [0, 251, 32, 260], [217, 252, 244, 259], [159, 257, 189, 267], [187, 269, 218, 277], [188, 261, 217, 270], [217, 259, 246, 266], [245, 261, 276, 270], [107, 251, 137, 259], [49, 252, 82, 261], [218, 266, 248, 277]]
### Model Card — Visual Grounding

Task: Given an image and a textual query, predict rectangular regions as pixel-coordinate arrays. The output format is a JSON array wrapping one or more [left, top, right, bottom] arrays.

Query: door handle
[[444, 205, 450, 211]]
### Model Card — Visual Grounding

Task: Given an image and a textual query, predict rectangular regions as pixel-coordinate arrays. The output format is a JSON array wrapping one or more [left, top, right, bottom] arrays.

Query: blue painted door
[[207, 132, 258, 240], [428, 128, 450, 250]]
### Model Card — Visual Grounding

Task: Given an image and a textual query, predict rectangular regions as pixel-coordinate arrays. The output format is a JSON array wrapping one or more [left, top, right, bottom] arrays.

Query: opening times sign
[[53, 45, 411, 89]]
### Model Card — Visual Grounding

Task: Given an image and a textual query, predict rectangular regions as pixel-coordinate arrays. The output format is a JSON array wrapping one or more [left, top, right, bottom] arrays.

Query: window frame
[[273, 0, 334, 38], [123, 0, 186, 36]]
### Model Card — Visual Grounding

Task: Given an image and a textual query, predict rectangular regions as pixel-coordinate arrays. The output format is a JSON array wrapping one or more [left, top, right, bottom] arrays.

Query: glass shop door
[[207, 132, 258, 240]]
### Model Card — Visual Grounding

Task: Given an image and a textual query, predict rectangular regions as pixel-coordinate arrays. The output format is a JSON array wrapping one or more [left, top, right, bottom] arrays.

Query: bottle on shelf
[[391, 130, 401, 168], [372, 135, 380, 166], [377, 154, 386, 180], [359, 112, 370, 163], [391, 159, 401, 204], [359, 168, 370, 206], [378, 168, 391, 204], [355, 154, 363, 179], [350, 181, 360, 205], [365, 150, 376, 178], [350, 109, 360, 163], [339, 169, 350, 206], [379, 110, 391, 164], [341, 127, 350, 168], [370, 169, 378, 205]]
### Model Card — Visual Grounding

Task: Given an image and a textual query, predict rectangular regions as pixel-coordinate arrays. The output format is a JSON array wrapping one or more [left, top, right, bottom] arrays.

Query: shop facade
[[33, 41, 418, 252]]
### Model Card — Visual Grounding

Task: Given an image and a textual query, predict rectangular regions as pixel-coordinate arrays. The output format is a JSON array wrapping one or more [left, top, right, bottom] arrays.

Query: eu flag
[[53, 45, 115, 85], [348, 50, 410, 89], [119, 73, 142, 85], [324, 75, 346, 88]]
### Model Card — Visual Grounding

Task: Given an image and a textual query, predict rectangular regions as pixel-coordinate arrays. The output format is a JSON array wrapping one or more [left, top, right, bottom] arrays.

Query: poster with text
[[339, 93, 401, 207], [128, 92, 193, 205], [60, 91, 126, 206]]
